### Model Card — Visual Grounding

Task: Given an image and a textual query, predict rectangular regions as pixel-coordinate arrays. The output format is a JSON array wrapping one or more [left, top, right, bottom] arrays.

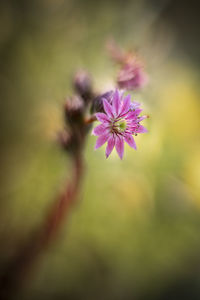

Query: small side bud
[[64, 95, 84, 127], [73, 70, 93, 103], [91, 90, 113, 113]]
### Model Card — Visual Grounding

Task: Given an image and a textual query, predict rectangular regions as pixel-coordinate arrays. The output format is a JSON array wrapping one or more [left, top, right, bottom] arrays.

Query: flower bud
[[91, 90, 113, 113], [64, 95, 84, 127], [73, 70, 93, 103]]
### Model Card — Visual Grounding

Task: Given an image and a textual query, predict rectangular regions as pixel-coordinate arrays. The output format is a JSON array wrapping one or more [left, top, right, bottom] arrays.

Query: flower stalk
[[0, 43, 149, 299], [0, 154, 84, 300]]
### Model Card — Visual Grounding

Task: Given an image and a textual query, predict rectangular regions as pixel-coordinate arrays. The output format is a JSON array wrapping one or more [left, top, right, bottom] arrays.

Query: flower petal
[[120, 94, 131, 116], [125, 111, 137, 120], [134, 108, 143, 115], [112, 90, 121, 116], [95, 134, 109, 150], [103, 98, 114, 118], [92, 124, 108, 136], [130, 101, 140, 109], [115, 135, 124, 159], [105, 136, 115, 158], [136, 125, 148, 133], [95, 112, 109, 123], [124, 134, 137, 150], [137, 115, 147, 122]]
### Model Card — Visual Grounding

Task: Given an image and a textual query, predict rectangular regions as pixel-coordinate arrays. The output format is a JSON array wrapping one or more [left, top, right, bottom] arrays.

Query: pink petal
[[137, 115, 147, 122], [96, 113, 109, 123], [115, 135, 124, 159], [103, 98, 114, 118], [92, 124, 108, 136], [125, 111, 137, 120], [136, 125, 148, 133], [112, 90, 121, 116], [120, 95, 131, 115], [131, 101, 140, 109], [134, 108, 143, 115], [118, 90, 124, 98], [124, 134, 137, 150], [105, 136, 115, 158], [95, 134, 109, 150]]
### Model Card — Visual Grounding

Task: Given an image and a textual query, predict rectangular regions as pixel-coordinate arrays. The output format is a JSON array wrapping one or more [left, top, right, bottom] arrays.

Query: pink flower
[[106, 39, 148, 91], [92, 90, 147, 159], [117, 63, 148, 90]]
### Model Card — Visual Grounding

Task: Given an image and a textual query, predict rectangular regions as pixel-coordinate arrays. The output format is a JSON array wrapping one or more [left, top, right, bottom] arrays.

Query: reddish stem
[[0, 155, 84, 300], [84, 115, 97, 124]]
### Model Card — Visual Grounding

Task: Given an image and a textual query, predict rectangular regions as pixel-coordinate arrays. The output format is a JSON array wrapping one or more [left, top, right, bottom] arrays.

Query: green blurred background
[[0, 0, 200, 299]]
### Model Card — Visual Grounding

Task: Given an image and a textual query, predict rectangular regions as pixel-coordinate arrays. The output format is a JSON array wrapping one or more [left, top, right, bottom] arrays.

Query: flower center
[[113, 119, 127, 133]]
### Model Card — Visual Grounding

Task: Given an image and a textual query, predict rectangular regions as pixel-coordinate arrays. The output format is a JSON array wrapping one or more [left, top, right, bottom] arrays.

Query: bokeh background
[[0, 0, 200, 299]]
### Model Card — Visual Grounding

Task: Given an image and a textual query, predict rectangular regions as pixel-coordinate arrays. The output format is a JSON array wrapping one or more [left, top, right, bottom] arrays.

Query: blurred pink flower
[[92, 90, 147, 159], [107, 39, 148, 90], [117, 63, 148, 90]]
